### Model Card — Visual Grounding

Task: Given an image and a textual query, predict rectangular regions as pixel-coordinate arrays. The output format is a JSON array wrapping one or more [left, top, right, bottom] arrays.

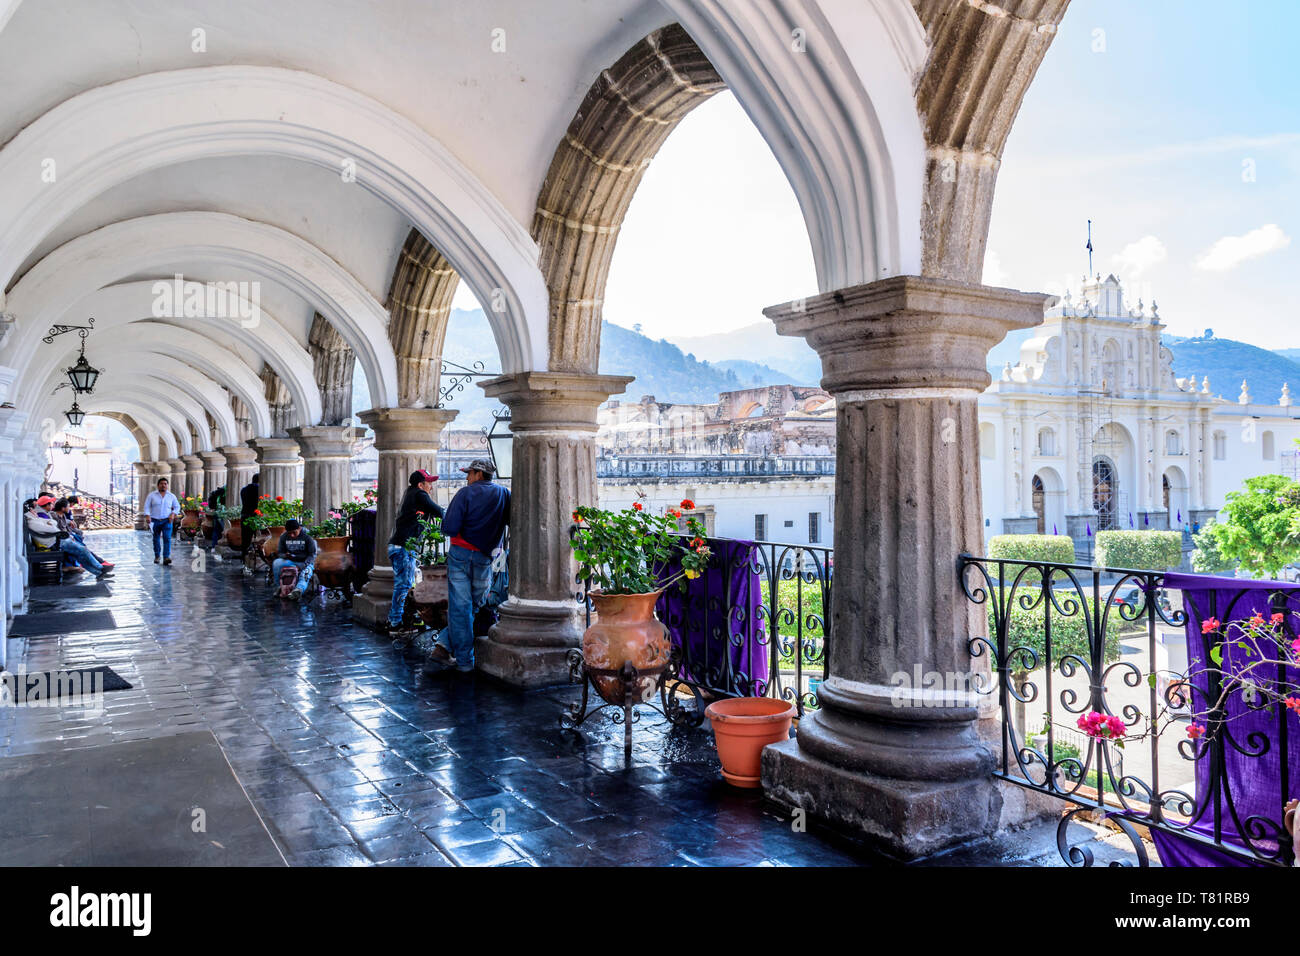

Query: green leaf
[[1210, 645, 1224, 666]]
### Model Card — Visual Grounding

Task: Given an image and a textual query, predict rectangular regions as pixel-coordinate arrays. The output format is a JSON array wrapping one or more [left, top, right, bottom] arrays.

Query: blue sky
[[586, 0, 1299, 350]]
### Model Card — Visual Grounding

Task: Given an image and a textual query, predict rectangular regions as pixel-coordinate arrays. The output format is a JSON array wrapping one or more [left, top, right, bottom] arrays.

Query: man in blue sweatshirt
[[424, 458, 510, 675]]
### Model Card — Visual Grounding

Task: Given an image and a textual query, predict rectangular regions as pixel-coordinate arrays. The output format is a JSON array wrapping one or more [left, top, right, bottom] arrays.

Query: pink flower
[[1186, 722, 1205, 740], [1202, 617, 1220, 635], [1076, 710, 1125, 740], [1272, 613, 1285, 626]]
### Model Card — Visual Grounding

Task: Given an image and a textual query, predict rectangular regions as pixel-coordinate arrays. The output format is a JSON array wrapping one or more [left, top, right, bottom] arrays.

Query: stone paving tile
[[2, 530, 883, 867]]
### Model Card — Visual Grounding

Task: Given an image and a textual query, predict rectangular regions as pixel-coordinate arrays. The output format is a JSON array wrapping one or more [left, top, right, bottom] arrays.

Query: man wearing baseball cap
[[424, 458, 510, 675], [384, 469, 444, 636]]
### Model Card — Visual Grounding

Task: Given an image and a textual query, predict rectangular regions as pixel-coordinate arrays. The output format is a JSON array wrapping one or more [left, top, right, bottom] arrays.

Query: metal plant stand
[[561, 650, 674, 763]]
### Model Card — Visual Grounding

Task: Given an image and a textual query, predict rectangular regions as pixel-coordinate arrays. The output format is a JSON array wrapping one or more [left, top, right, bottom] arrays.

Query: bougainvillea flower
[[1201, 617, 1220, 634], [1249, 613, 1265, 627], [1272, 613, 1286, 626], [1186, 722, 1205, 740], [1284, 697, 1300, 715]]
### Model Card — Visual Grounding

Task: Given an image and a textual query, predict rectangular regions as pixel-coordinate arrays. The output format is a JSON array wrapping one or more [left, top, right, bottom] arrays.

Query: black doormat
[[9, 609, 116, 637], [2, 666, 133, 699]]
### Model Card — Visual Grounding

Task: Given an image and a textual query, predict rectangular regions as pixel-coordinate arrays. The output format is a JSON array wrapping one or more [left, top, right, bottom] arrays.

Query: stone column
[[286, 425, 362, 523], [758, 276, 1047, 861], [351, 407, 459, 629], [247, 437, 301, 506], [182, 455, 204, 499], [473, 372, 633, 687], [165, 457, 186, 495], [198, 451, 226, 498], [220, 444, 258, 503]]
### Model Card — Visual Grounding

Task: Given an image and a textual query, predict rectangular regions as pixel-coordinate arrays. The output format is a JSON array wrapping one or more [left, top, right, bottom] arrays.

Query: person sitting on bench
[[52, 497, 113, 574], [271, 518, 317, 601], [24, 498, 113, 581]]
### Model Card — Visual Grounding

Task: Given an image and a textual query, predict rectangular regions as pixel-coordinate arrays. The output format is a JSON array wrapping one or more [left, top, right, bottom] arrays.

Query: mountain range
[[348, 310, 1300, 432]]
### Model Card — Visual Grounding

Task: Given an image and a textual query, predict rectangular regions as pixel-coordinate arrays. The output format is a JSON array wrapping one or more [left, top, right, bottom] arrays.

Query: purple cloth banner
[[655, 537, 770, 696], [1149, 573, 1298, 866]]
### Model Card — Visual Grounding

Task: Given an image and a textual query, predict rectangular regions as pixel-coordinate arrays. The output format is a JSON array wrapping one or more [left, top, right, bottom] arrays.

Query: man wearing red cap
[[384, 469, 444, 636]]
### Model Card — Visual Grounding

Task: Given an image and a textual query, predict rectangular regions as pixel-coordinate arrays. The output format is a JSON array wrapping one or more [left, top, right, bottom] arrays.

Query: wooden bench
[[24, 524, 64, 585]]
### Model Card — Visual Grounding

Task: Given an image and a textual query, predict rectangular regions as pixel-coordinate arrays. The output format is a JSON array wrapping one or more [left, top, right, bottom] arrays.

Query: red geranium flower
[[572, 512, 581, 523], [680, 498, 695, 510], [254, 509, 263, 516], [632, 502, 643, 511], [276, 495, 284, 502]]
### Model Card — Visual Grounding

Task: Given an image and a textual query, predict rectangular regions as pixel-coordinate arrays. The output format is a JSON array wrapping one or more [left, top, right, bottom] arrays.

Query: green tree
[[1208, 474, 1300, 577], [1190, 519, 1237, 574]]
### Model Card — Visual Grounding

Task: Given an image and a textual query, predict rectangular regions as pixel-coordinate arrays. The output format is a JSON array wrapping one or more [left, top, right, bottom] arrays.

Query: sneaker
[[100, 562, 115, 570], [163, 557, 172, 566], [96, 570, 114, 580], [154, 556, 160, 564]]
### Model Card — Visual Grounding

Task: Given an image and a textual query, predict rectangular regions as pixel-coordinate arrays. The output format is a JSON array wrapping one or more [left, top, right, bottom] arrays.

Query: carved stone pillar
[[758, 276, 1047, 860], [182, 455, 204, 499], [220, 444, 258, 504], [164, 458, 186, 495], [473, 372, 633, 687], [351, 407, 458, 629], [247, 437, 301, 506], [287, 425, 362, 524], [198, 451, 226, 498]]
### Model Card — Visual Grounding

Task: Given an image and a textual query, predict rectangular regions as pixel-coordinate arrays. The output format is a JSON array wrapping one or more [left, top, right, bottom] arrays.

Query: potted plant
[[309, 510, 352, 590], [178, 495, 204, 539], [243, 495, 313, 559], [569, 497, 711, 707], [217, 504, 244, 549], [406, 516, 448, 626]]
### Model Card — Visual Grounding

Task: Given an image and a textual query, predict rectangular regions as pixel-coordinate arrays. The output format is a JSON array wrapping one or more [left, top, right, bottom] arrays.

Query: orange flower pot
[[704, 696, 796, 789]]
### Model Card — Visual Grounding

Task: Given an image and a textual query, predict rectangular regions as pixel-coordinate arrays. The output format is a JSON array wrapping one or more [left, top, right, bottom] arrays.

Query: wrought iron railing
[[577, 536, 831, 722], [959, 554, 1296, 867]]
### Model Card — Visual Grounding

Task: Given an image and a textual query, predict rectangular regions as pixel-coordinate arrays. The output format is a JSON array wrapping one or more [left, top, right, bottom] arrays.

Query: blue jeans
[[210, 517, 224, 548], [151, 518, 173, 558], [271, 557, 314, 594], [60, 537, 105, 575], [387, 545, 418, 627], [445, 544, 491, 667]]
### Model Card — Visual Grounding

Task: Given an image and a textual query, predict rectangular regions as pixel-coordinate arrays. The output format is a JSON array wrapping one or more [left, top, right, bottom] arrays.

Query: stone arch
[[386, 229, 461, 407], [910, 0, 1070, 280], [308, 313, 355, 426], [93, 411, 150, 461], [0, 65, 546, 374], [1032, 465, 1065, 535], [76, 398, 184, 459], [6, 212, 394, 413], [1163, 464, 1189, 527], [532, 24, 726, 372]]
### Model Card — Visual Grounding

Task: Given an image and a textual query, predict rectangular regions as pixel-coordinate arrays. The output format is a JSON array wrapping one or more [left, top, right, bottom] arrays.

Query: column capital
[[764, 276, 1048, 395], [478, 372, 634, 431], [219, 443, 257, 466], [182, 454, 204, 469], [198, 450, 227, 468], [356, 407, 458, 449], [286, 424, 364, 459], [247, 436, 301, 466]]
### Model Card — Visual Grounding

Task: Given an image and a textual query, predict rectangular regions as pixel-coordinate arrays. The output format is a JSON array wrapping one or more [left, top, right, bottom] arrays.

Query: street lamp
[[65, 400, 85, 427], [61, 440, 72, 455], [64, 341, 100, 393], [485, 408, 513, 480]]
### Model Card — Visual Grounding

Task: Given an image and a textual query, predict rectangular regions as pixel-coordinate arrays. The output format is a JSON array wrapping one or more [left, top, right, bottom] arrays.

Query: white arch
[[88, 411, 156, 462], [33, 320, 274, 437], [34, 352, 241, 448], [77, 400, 179, 460], [43, 383, 208, 455], [660, 0, 926, 288], [0, 66, 546, 373], [7, 212, 391, 411], [34, 281, 321, 427]]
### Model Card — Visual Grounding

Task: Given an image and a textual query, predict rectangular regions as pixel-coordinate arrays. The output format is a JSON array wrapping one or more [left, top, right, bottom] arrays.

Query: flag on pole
[[1052, 523, 1058, 536], [1086, 220, 1094, 275]]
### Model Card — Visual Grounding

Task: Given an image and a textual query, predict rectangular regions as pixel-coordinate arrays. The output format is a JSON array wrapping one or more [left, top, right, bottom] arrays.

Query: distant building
[[980, 273, 1300, 552]]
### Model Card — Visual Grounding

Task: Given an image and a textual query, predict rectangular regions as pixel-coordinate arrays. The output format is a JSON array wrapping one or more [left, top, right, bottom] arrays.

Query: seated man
[[271, 518, 317, 601], [206, 484, 227, 552], [53, 497, 113, 573], [24, 498, 114, 581]]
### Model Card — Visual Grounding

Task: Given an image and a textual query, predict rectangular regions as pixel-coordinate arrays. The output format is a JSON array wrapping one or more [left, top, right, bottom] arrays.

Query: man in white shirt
[[142, 477, 181, 565]]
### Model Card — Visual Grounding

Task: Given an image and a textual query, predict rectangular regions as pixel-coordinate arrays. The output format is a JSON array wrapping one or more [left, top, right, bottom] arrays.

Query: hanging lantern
[[65, 400, 85, 427], [61, 440, 73, 456], [65, 342, 100, 393], [485, 408, 513, 480]]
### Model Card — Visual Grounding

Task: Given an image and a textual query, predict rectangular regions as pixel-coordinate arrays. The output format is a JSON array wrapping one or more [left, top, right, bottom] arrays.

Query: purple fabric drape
[[1149, 573, 1298, 866], [655, 537, 770, 696]]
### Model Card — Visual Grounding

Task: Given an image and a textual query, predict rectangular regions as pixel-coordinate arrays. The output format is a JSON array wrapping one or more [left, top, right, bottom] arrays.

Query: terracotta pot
[[414, 564, 449, 626], [582, 591, 671, 706], [224, 518, 243, 549], [200, 512, 214, 536], [179, 509, 202, 533], [314, 536, 352, 589], [261, 526, 286, 559], [704, 696, 796, 789]]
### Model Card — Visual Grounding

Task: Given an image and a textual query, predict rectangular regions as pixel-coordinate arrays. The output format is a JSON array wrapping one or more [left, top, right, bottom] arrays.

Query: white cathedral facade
[[978, 274, 1300, 552]]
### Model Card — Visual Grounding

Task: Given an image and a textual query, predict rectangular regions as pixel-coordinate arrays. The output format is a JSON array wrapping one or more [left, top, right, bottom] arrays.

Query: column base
[[761, 738, 1003, 861], [352, 569, 395, 630], [474, 598, 585, 688]]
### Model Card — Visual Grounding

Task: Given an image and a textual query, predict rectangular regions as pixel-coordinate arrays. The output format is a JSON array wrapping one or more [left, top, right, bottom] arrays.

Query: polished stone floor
[[2, 530, 877, 867]]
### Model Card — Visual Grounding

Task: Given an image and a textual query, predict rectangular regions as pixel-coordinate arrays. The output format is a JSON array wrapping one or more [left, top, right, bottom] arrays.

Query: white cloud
[[1195, 224, 1291, 272], [1110, 235, 1166, 279], [981, 250, 1006, 287]]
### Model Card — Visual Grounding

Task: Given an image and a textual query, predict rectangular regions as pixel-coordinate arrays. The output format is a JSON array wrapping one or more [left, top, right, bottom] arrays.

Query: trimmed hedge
[[988, 534, 1076, 565], [990, 596, 1122, 678], [1094, 530, 1182, 571]]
